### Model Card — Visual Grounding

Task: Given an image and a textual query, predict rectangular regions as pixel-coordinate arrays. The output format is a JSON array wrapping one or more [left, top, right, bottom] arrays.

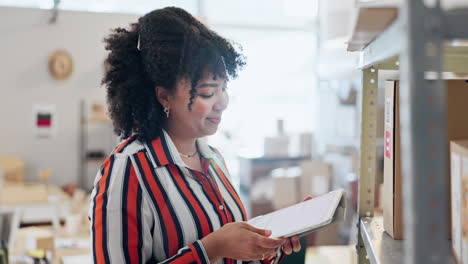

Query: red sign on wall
[[33, 104, 56, 138], [37, 113, 52, 127], [385, 131, 391, 159]]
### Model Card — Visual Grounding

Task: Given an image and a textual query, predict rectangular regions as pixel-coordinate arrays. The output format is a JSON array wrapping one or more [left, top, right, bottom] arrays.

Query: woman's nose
[[213, 92, 229, 111]]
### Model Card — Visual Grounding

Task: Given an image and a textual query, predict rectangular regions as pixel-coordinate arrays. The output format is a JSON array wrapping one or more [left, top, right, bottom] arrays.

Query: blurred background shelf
[[79, 100, 117, 191]]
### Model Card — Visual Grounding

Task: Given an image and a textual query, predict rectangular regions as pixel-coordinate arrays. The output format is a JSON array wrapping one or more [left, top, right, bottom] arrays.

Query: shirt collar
[[144, 128, 216, 169]]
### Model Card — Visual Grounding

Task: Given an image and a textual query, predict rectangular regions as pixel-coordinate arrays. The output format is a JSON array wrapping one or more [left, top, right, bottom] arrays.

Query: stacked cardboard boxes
[[451, 140, 468, 263], [383, 80, 468, 239]]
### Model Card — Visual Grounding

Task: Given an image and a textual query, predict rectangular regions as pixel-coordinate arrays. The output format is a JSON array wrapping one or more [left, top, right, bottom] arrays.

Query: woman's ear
[[155, 86, 172, 107]]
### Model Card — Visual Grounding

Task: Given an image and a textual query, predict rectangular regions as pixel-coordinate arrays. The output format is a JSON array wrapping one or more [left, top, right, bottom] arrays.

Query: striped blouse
[[89, 128, 285, 264]]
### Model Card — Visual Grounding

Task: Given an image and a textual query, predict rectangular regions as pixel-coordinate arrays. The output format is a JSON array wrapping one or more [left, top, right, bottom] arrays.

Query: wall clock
[[48, 50, 73, 80]]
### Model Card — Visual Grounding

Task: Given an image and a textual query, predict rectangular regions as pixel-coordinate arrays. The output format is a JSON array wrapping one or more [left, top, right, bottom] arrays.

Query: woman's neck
[[163, 125, 197, 156]]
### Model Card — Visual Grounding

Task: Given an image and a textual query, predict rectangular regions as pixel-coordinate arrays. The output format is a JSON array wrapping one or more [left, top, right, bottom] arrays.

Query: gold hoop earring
[[164, 106, 170, 118]]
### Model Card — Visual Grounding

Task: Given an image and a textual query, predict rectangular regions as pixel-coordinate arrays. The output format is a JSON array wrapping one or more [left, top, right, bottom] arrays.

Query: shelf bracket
[[358, 66, 378, 219]]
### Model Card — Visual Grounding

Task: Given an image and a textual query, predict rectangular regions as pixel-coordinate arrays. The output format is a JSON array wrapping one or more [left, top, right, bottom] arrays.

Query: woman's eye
[[198, 93, 215, 98]]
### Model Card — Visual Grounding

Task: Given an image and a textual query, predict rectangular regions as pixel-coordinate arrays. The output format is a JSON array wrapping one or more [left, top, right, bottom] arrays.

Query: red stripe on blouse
[[93, 159, 112, 263], [169, 165, 212, 236], [152, 137, 169, 165], [126, 165, 141, 263], [135, 152, 180, 256], [211, 161, 248, 220]]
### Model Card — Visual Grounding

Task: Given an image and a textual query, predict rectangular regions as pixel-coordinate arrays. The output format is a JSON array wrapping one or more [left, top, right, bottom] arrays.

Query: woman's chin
[[201, 126, 218, 137]]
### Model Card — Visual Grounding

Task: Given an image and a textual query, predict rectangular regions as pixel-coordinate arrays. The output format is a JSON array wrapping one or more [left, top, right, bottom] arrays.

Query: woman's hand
[[201, 222, 286, 262], [281, 236, 301, 255], [281, 195, 313, 255]]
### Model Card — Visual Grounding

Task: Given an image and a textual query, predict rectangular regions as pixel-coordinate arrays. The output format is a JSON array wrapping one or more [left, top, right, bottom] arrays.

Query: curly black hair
[[102, 7, 245, 141]]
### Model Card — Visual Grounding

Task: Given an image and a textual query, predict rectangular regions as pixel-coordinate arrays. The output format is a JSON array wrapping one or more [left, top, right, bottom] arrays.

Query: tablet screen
[[248, 189, 343, 238]]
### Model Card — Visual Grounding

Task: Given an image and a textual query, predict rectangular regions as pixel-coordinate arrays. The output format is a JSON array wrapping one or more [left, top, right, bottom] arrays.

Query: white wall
[[319, 0, 356, 41], [0, 7, 139, 186]]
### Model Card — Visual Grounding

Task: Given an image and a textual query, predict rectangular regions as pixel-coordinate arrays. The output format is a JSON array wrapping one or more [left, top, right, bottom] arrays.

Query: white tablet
[[248, 189, 346, 238]]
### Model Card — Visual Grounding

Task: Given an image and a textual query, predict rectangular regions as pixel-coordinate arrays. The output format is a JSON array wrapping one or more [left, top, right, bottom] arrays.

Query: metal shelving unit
[[79, 100, 116, 191], [348, 1, 468, 263], [360, 216, 403, 264]]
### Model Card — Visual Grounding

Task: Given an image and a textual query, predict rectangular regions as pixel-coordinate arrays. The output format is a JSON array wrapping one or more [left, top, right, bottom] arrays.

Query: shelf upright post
[[399, 0, 451, 263], [357, 66, 379, 264], [79, 99, 86, 190]]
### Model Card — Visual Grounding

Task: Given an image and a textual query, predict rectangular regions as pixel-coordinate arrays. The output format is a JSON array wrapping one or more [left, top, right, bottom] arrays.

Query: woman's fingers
[[291, 236, 301, 252], [282, 236, 301, 255], [243, 222, 272, 237], [243, 223, 285, 249], [253, 234, 285, 249], [249, 244, 277, 261], [243, 222, 305, 259], [282, 238, 293, 255], [254, 247, 277, 260]]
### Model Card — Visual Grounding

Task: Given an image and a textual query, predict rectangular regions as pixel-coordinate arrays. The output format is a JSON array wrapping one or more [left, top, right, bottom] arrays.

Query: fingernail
[[264, 229, 272, 236]]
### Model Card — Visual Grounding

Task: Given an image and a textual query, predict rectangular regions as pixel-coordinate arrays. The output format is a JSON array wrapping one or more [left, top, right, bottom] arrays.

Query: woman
[[89, 7, 302, 264]]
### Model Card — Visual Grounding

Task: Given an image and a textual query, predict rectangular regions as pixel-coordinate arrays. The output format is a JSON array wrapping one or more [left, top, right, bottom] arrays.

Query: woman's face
[[163, 71, 229, 139]]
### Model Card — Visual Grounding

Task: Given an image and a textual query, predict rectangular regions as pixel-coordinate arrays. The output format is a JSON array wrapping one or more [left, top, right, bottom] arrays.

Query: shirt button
[[218, 205, 224, 210]]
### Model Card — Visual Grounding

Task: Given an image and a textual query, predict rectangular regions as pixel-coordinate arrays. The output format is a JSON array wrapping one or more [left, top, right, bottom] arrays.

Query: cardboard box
[[313, 222, 340, 246], [12, 226, 92, 263], [0, 183, 49, 205], [250, 199, 274, 218], [264, 136, 290, 157], [305, 245, 357, 264], [0, 156, 24, 183], [272, 176, 300, 210], [383, 80, 468, 240], [299, 160, 332, 199], [12, 227, 55, 255], [55, 251, 92, 264], [464, 179, 468, 264], [451, 140, 468, 264], [271, 167, 301, 210], [383, 80, 403, 239]]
